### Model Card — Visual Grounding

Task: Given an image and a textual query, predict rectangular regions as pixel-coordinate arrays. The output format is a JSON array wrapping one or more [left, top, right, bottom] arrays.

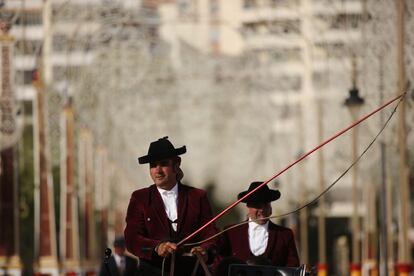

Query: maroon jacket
[[218, 221, 300, 267], [124, 183, 218, 266]]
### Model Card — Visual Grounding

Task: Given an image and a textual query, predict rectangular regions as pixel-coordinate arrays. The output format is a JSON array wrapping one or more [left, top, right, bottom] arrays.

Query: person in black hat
[[99, 236, 139, 276], [124, 137, 218, 275], [214, 181, 300, 273]]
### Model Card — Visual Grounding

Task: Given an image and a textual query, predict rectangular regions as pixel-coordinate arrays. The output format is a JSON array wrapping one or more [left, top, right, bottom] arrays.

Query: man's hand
[[156, 242, 177, 257], [190, 246, 208, 262]]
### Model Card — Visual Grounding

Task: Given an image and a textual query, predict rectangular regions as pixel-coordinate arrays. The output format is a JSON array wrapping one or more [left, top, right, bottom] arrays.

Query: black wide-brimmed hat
[[138, 136, 186, 164], [237, 181, 281, 203]]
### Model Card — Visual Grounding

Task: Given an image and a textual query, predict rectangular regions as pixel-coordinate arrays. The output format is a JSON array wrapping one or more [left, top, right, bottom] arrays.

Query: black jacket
[[99, 255, 138, 276]]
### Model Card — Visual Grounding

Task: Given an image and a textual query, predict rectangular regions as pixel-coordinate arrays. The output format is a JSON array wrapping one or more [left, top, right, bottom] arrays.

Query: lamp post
[[0, 19, 23, 276], [395, 1, 412, 275], [317, 99, 327, 276], [344, 84, 364, 276]]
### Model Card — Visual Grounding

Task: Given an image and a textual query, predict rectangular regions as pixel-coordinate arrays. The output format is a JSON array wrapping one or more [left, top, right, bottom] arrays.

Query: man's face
[[247, 202, 272, 225], [114, 246, 126, 256], [149, 158, 178, 189]]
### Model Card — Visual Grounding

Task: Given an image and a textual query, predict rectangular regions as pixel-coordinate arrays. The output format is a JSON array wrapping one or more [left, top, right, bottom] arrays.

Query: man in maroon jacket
[[216, 181, 300, 271], [124, 137, 217, 275]]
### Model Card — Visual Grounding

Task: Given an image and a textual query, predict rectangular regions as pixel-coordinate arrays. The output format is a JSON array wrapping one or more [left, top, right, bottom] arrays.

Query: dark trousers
[[138, 256, 206, 276], [136, 260, 162, 276]]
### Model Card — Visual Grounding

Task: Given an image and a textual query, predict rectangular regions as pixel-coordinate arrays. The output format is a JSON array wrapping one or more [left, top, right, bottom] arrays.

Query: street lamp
[[344, 86, 365, 276]]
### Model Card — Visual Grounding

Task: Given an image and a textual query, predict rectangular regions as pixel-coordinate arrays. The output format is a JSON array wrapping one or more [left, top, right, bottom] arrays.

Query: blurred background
[[0, 0, 413, 275]]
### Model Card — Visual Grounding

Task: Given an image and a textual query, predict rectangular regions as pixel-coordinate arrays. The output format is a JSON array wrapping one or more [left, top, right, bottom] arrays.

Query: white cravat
[[248, 219, 269, 256], [157, 183, 178, 231]]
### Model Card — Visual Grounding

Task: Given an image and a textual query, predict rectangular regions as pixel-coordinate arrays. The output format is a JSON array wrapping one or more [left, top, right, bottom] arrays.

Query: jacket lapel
[[149, 185, 170, 233], [240, 223, 252, 257], [176, 183, 188, 235], [264, 222, 276, 257], [109, 256, 119, 276]]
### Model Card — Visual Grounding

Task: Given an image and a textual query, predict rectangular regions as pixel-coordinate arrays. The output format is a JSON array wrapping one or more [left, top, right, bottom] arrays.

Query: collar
[[157, 183, 178, 196], [248, 218, 269, 231], [113, 253, 124, 262]]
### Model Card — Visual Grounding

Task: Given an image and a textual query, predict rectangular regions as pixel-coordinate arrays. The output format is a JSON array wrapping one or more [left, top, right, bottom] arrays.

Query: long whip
[[177, 92, 406, 247]]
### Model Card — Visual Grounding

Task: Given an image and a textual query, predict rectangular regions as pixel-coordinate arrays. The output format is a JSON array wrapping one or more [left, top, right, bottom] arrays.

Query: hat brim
[[138, 146, 186, 164], [237, 189, 281, 203]]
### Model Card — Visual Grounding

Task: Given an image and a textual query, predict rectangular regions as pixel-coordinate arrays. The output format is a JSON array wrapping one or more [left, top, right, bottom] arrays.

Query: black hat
[[113, 236, 125, 248], [237, 181, 281, 204], [138, 136, 186, 164]]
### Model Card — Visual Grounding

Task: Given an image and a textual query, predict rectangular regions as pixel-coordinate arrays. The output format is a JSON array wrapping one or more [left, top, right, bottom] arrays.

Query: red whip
[[177, 93, 405, 246]]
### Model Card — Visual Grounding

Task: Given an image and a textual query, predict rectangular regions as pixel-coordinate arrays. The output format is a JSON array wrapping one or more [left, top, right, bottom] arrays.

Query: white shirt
[[114, 253, 125, 274], [157, 183, 178, 231], [248, 219, 269, 256]]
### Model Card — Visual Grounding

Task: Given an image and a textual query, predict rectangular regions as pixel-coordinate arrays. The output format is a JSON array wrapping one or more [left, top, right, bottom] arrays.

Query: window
[[270, 47, 301, 63], [210, 0, 219, 15], [14, 11, 42, 25], [332, 13, 362, 29], [315, 42, 347, 57], [244, 0, 257, 9], [268, 20, 300, 35], [316, 13, 363, 30], [178, 0, 198, 20], [14, 40, 42, 55], [268, 0, 298, 8], [15, 70, 36, 85], [248, 74, 302, 92]]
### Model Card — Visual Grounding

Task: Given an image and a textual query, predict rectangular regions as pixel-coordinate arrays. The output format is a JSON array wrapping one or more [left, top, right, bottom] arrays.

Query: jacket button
[[147, 217, 151, 221]]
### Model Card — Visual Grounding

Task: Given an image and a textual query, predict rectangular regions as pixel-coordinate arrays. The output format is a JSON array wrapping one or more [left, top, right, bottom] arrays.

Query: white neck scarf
[[248, 219, 269, 256], [157, 183, 179, 231]]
